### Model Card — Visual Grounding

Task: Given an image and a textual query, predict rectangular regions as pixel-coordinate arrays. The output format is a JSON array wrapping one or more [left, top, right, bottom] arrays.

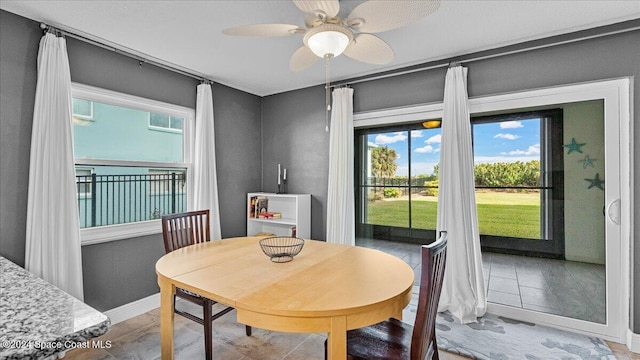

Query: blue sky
[[368, 118, 541, 176]]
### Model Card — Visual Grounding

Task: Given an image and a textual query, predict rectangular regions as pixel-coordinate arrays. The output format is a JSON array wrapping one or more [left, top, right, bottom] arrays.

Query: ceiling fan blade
[[290, 46, 320, 72], [304, 13, 323, 28], [292, 0, 340, 19], [347, 0, 440, 33], [343, 34, 394, 65], [223, 24, 304, 37]]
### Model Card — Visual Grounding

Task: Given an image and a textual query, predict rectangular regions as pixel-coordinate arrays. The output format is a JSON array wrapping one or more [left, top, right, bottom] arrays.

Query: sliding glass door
[[356, 124, 441, 243], [356, 109, 564, 257], [354, 78, 630, 341], [472, 110, 565, 257]]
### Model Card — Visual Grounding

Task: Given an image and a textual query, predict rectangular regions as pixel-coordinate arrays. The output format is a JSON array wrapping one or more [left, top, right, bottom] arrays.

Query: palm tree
[[371, 146, 398, 184]]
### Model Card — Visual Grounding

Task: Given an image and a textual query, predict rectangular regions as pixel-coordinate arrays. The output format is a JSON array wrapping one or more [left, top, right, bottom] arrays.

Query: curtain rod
[[39, 23, 212, 83], [330, 20, 640, 88]]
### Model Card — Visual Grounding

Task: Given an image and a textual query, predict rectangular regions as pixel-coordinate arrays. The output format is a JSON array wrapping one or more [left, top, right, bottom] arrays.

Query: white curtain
[[437, 66, 487, 323], [190, 83, 222, 239], [326, 88, 355, 246], [25, 32, 84, 301]]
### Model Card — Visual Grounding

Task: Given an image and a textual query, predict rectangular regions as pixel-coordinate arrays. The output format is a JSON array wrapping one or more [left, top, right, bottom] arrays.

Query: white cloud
[[507, 144, 540, 156], [411, 130, 423, 137], [500, 121, 523, 129], [494, 133, 520, 140], [374, 132, 407, 144], [368, 141, 378, 148], [425, 134, 441, 144], [415, 145, 435, 153]]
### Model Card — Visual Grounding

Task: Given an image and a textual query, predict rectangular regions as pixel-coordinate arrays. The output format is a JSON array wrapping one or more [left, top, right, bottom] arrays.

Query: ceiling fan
[[222, 0, 441, 72]]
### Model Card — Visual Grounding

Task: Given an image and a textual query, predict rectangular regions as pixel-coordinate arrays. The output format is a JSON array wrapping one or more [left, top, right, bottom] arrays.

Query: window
[[75, 168, 93, 196], [471, 110, 564, 256], [72, 83, 193, 244], [356, 124, 441, 243], [149, 113, 184, 132], [72, 98, 93, 119]]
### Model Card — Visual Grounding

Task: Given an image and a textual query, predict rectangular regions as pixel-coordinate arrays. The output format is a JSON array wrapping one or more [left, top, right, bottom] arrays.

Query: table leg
[[327, 316, 347, 360], [159, 277, 176, 360]]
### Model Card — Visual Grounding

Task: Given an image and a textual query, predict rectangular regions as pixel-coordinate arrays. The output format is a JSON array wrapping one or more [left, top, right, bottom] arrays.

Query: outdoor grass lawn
[[366, 191, 541, 239]]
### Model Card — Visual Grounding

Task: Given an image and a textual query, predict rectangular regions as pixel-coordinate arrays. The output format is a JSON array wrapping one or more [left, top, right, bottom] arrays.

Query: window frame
[[71, 82, 194, 246], [72, 98, 94, 120], [148, 113, 184, 134], [74, 167, 94, 198]]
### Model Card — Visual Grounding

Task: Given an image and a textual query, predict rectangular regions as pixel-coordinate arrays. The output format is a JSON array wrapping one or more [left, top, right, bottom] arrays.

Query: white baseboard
[[626, 328, 640, 354], [104, 293, 160, 325]]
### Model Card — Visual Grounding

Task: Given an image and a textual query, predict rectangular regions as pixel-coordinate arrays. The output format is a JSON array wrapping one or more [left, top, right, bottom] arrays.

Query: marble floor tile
[[488, 276, 520, 295], [490, 266, 518, 280], [282, 334, 326, 360], [63, 348, 117, 360], [521, 303, 565, 316], [488, 290, 522, 307], [519, 286, 561, 310], [516, 273, 548, 289], [105, 320, 200, 360]]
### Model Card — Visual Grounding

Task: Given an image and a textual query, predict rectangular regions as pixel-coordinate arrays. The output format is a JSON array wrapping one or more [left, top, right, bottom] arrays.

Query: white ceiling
[[2, 1, 639, 96]]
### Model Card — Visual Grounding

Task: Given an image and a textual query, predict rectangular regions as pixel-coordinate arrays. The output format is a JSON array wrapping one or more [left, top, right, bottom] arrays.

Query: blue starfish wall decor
[[578, 154, 596, 169], [563, 138, 586, 154], [585, 173, 604, 190]]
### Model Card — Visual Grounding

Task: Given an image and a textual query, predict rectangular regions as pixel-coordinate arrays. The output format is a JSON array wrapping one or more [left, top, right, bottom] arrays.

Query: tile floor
[[356, 237, 606, 324]]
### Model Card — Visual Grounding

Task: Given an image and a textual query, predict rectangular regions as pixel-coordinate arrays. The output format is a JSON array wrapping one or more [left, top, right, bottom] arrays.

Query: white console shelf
[[247, 192, 311, 238]]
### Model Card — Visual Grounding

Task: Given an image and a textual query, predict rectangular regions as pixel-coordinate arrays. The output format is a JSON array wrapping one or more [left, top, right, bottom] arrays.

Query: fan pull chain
[[325, 55, 331, 132]]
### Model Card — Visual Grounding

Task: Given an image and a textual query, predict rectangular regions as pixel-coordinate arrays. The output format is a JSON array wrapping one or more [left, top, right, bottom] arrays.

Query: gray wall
[[0, 10, 40, 267], [262, 27, 640, 330], [0, 10, 262, 311], [262, 86, 329, 240]]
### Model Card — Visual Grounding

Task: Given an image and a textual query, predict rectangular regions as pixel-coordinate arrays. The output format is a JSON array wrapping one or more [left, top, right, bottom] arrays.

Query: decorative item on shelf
[[255, 232, 276, 237], [289, 226, 297, 237], [259, 212, 275, 219], [259, 236, 305, 263], [272, 212, 282, 219], [277, 164, 289, 194], [256, 196, 268, 217], [277, 163, 282, 194], [282, 167, 288, 194], [249, 195, 262, 218]]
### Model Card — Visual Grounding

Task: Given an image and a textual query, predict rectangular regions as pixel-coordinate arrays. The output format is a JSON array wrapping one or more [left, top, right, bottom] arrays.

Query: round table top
[[156, 236, 415, 318]]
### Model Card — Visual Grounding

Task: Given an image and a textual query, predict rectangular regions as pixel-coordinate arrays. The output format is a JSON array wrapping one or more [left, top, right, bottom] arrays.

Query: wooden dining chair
[[326, 231, 448, 360], [161, 210, 252, 360]]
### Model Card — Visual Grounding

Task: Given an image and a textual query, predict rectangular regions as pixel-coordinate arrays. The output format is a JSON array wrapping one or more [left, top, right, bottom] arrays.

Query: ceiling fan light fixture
[[304, 24, 353, 58]]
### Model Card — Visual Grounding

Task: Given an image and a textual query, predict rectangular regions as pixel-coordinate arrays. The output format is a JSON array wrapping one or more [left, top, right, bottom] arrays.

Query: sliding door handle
[[606, 198, 621, 225]]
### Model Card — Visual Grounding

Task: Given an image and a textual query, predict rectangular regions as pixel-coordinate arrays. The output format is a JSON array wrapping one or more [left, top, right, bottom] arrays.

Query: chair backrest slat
[[161, 210, 211, 253], [411, 231, 448, 360]]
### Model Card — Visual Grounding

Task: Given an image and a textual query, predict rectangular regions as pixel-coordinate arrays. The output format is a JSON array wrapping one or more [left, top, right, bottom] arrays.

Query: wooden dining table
[[155, 236, 414, 360]]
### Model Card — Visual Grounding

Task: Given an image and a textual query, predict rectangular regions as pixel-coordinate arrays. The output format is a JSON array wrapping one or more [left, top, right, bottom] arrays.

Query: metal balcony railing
[[76, 172, 186, 228]]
